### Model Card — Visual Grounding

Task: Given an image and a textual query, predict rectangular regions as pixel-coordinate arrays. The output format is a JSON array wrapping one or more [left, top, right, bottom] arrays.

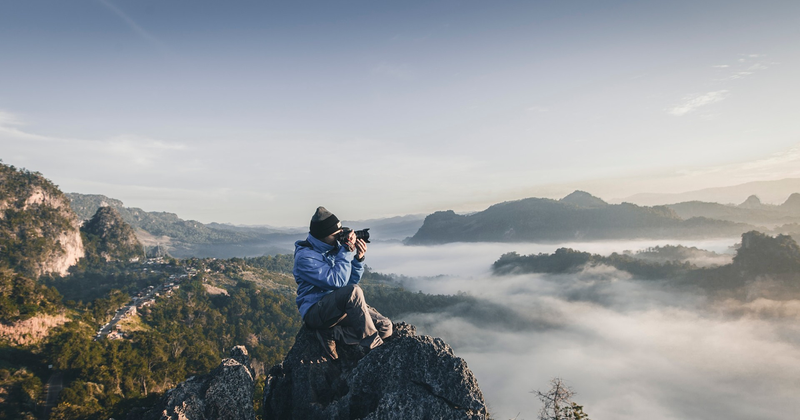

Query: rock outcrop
[[135, 346, 256, 420], [82, 206, 145, 262], [263, 322, 489, 420], [0, 162, 84, 276]]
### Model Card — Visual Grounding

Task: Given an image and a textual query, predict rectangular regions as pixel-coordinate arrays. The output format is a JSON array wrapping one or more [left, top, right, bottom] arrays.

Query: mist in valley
[[365, 240, 800, 420]]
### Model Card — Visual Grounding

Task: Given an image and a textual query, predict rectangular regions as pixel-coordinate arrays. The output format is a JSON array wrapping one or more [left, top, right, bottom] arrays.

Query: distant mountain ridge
[[67, 193, 303, 258], [666, 193, 800, 227], [67, 193, 426, 258], [621, 178, 800, 206], [407, 191, 753, 244]]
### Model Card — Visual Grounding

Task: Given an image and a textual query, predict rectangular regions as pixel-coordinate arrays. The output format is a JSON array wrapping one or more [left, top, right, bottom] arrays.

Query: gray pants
[[303, 284, 393, 349]]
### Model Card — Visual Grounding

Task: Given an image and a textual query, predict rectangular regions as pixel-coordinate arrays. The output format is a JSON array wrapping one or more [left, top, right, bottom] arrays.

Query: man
[[293, 206, 393, 360]]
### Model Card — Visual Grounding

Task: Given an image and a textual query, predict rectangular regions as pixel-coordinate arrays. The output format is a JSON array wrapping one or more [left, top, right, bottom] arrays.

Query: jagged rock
[[135, 346, 256, 420], [263, 322, 489, 420]]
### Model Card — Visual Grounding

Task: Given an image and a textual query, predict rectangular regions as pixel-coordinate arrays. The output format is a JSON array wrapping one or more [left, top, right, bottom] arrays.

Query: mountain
[[0, 162, 84, 277], [621, 178, 800, 206], [738, 195, 763, 209], [81, 206, 146, 263], [782, 193, 800, 211], [406, 191, 752, 244]]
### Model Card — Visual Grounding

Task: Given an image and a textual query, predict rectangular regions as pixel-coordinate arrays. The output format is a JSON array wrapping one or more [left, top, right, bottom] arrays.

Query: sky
[[2, 0, 800, 226]]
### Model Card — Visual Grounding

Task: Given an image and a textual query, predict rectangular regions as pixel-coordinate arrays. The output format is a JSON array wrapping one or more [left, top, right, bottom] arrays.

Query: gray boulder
[[136, 346, 256, 420], [263, 322, 489, 420]]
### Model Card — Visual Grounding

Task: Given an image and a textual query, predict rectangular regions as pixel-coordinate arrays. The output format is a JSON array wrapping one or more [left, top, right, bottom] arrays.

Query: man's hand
[[355, 238, 367, 260], [342, 230, 356, 252]]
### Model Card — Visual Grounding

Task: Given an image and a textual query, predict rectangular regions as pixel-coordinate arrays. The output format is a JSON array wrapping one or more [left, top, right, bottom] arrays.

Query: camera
[[337, 227, 371, 244]]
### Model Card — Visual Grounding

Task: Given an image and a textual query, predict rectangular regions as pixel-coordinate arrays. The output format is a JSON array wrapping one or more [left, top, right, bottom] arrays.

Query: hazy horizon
[[2, 0, 800, 226]]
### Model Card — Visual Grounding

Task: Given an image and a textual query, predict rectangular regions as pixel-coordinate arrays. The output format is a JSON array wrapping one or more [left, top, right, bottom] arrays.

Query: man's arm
[[295, 248, 357, 290], [348, 238, 367, 284]]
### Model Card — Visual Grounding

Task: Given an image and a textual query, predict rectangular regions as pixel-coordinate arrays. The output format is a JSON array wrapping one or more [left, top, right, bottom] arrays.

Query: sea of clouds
[[365, 238, 800, 420]]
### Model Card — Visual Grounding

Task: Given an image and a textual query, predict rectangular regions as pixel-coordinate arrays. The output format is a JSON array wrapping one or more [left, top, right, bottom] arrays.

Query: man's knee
[[337, 284, 365, 309], [347, 284, 364, 302]]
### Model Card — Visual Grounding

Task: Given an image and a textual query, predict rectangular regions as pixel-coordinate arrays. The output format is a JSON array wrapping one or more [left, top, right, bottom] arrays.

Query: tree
[[532, 378, 590, 420]]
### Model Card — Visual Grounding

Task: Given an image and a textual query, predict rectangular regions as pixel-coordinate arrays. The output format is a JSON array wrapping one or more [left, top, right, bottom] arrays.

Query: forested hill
[[407, 191, 753, 244], [0, 162, 85, 277], [492, 231, 800, 301]]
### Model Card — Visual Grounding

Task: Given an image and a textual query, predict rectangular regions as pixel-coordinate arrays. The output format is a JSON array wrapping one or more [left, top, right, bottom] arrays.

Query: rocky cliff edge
[[263, 322, 489, 420]]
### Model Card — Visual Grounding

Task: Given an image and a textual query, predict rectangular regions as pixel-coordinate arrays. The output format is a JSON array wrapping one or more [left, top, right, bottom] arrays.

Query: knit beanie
[[309, 206, 341, 239]]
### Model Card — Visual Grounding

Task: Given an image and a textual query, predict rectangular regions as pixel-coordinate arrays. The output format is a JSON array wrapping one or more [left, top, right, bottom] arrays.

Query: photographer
[[293, 206, 393, 360]]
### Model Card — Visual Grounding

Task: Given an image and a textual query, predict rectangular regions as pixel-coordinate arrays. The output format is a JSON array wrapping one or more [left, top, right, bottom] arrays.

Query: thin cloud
[[672, 143, 800, 186], [0, 110, 24, 126], [0, 111, 64, 142], [668, 90, 728, 116], [97, 0, 171, 57], [103, 135, 189, 167]]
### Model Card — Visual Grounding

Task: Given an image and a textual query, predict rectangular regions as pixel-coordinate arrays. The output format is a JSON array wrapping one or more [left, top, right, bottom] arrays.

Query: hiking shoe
[[360, 332, 384, 350], [315, 330, 338, 360]]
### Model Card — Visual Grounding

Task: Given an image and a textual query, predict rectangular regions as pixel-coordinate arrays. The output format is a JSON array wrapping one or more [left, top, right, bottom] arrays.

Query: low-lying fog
[[366, 239, 800, 420]]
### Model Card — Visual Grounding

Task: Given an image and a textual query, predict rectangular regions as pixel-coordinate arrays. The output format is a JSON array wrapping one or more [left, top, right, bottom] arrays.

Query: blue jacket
[[294, 233, 364, 319]]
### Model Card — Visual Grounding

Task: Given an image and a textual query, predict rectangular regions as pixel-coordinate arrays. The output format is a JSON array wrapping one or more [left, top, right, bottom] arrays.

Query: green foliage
[[40, 275, 301, 419], [0, 269, 63, 322], [244, 254, 294, 274], [42, 261, 170, 303], [0, 366, 43, 419]]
